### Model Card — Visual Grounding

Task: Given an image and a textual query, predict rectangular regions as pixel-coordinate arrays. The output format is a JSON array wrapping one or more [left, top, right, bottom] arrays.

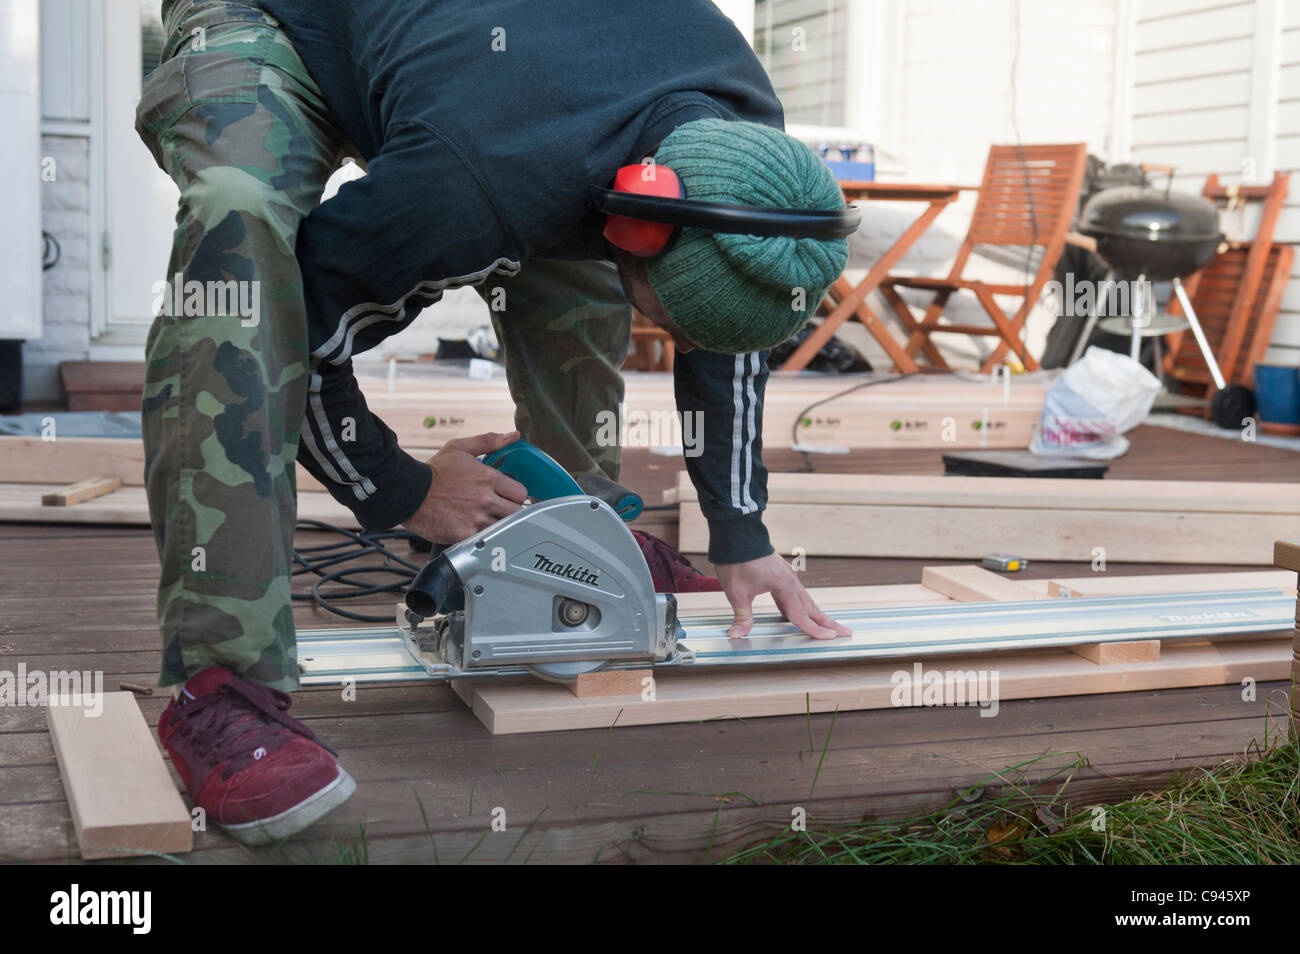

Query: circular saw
[[403, 442, 677, 683]]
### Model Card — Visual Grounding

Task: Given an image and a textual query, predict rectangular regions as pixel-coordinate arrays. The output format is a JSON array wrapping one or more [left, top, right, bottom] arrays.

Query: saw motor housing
[[404, 495, 678, 681]]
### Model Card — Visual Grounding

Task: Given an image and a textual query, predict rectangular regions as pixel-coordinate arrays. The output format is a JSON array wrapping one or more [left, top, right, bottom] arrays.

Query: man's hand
[[715, 552, 851, 640], [401, 431, 528, 544]]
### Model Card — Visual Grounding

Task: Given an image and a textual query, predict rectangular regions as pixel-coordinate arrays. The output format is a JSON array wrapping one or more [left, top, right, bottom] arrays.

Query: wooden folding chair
[[878, 143, 1088, 372], [624, 310, 675, 372], [1162, 173, 1291, 405]]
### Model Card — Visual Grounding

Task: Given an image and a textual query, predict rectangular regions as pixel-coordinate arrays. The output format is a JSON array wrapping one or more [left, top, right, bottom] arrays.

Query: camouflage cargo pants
[[136, 0, 630, 690]]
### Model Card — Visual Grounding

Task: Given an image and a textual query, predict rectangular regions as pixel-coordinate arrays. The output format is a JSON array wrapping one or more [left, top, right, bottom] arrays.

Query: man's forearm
[[673, 347, 774, 564], [295, 359, 432, 530]]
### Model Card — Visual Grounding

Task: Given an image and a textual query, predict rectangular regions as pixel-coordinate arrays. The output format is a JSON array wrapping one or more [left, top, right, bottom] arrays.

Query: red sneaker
[[632, 530, 723, 593], [158, 667, 355, 845]]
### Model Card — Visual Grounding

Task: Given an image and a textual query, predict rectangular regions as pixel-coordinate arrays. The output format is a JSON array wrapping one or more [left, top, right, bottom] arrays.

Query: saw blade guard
[[404, 495, 676, 679]]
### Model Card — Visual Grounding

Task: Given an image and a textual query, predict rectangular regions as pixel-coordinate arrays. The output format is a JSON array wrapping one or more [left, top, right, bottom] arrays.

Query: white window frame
[[1, 0, 43, 341], [715, 0, 904, 161]]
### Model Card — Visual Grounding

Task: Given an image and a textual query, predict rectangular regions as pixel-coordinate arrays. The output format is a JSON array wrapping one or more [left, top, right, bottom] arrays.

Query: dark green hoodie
[[246, 0, 786, 562]]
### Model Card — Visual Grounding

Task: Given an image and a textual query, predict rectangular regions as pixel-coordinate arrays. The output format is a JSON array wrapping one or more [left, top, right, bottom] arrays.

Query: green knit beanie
[[645, 119, 850, 354]]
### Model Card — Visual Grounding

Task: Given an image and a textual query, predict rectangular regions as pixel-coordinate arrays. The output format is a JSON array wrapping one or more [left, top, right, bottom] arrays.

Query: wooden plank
[[358, 371, 1049, 451], [673, 470, 1300, 515], [920, 565, 1045, 602], [1046, 570, 1296, 598], [46, 692, 192, 859], [1070, 641, 1162, 665], [919, 565, 1155, 666], [0, 483, 362, 528], [0, 435, 411, 495], [0, 437, 147, 486], [41, 476, 121, 507], [571, 669, 651, 699], [679, 501, 1300, 565], [460, 639, 1290, 734], [1276, 540, 1300, 573]]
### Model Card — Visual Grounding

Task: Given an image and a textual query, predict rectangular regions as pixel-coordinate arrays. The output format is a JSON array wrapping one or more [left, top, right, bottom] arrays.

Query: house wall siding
[[1128, 0, 1300, 364], [840, 0, 1119, 369]]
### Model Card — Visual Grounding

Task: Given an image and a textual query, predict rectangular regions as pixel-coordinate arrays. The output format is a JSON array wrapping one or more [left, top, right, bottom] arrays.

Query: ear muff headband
[[592, 163, 861, 258]]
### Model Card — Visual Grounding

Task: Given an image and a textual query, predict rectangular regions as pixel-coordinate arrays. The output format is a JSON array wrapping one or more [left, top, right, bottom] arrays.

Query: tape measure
[[982, 553, 1029, 573]]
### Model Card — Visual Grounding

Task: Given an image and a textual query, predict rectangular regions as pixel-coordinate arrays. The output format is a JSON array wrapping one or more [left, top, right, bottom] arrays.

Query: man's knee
[[178, 164, 304, 258]]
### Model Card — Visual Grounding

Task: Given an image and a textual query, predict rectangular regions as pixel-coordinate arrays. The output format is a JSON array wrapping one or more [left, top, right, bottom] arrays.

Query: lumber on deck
[[3, 432, 1299, 863], [674, 472, 1300, 565], [46, 692, 192, 859], [455, 639, 1287, 735]]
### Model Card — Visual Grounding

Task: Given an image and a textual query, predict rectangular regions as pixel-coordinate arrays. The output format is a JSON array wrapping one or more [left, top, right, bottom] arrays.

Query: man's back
[[248, 0, 784, 258]]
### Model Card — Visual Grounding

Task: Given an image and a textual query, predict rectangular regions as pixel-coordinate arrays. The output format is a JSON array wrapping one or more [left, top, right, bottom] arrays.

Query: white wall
[[840, 0, 1120, 369], [0, 0, 42, 344], [1124, 0, 1300, 365]]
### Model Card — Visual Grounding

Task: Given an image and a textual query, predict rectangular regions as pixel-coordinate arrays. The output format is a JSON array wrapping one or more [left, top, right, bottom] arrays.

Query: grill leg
[[1067, 268, 1116, 366], [1171, 277, 1227, 391], [1069, 312, 1098, 365]]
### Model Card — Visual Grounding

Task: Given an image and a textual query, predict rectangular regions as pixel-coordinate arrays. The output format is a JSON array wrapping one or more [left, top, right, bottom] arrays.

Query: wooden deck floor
[[1, 423, 1296, 863]]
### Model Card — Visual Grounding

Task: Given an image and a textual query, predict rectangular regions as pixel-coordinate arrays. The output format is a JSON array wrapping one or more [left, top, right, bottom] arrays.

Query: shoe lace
[[176, 676, 336, 780]]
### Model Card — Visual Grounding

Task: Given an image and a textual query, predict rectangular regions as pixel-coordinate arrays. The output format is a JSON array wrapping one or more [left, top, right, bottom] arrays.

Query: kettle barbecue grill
[[1074, 186, 1249, 427]]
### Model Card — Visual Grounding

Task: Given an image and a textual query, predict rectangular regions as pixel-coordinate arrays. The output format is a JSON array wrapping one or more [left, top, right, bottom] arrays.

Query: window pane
[[754, 0, 849, 127], [141, 0, 164, 81]]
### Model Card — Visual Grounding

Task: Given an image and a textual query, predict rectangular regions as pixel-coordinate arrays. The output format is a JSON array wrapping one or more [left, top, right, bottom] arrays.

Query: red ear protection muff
[[601, 164, 686, 258], [590, 163, 861, 259]]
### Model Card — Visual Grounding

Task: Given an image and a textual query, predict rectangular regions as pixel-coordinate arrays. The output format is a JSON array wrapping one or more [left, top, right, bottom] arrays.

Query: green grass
[[720, 735, 1300, 865]]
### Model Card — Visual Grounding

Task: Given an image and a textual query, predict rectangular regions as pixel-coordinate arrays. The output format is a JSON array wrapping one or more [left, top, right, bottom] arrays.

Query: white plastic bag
[[1029, 346, 1161, 459]]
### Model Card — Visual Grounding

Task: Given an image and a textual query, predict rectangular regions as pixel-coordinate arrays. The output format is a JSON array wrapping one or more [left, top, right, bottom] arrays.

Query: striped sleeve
[[673, 348, 774, 564], [295, 357, 433, 531]]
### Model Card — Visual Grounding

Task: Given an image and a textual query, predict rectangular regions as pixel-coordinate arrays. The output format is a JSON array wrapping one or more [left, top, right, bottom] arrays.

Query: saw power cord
[[788, 368, 960, 472], [292, 518, 424, 623]]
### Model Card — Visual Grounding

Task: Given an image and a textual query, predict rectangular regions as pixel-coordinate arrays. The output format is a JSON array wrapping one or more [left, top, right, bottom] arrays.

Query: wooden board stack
[[669, 471, 1300, 565], [0, 371, 1049, 525], [1276, 540, 1300, 735], [352, 369, 1050, 451]]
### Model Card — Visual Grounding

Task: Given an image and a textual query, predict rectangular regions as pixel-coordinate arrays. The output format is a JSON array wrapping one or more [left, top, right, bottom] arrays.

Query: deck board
[[1, 425, 1297, 863]]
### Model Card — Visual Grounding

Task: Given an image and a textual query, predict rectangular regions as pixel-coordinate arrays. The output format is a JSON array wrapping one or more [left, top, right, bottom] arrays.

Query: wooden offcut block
[[1068, 639, 1162, 665], [571, 669, 651, 698], [1274, 541, 1300, 738], [47, 692, 193, 859], [1276, 541, 1300, 573], [41, 476, 121, 506], [920, 565, 1045, 603]]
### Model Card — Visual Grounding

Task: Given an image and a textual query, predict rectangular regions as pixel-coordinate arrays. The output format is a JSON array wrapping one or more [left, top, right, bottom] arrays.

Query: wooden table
[[778, 182, 961, 373]]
